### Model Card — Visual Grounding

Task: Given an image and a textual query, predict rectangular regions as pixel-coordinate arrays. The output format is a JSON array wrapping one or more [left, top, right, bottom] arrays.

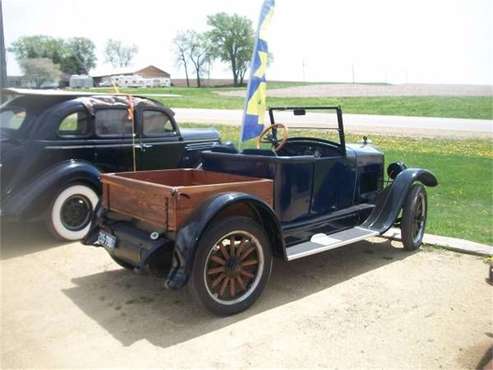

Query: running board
[[286, 227, 379, 261]]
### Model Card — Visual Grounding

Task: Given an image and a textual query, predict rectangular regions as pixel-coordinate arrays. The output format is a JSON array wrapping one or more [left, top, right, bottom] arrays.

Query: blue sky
[[4, 0, 493, 84]]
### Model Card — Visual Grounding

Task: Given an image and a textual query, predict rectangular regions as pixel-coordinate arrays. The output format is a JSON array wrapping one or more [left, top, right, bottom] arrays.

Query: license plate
[[98, 230, 117, 251]]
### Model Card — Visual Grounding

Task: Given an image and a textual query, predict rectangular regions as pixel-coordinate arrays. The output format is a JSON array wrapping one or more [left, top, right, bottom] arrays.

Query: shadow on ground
[[1, 221, 64, 260], [62, 237, 416, 348]]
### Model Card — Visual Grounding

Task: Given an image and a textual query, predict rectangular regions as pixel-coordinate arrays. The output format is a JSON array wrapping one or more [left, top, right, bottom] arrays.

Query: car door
[[310, 155, 357, 216], [93, 108, 136, 172], [136, 108, 185, 170], [48, 108, 96, 166], [6, 106, 95, 194]]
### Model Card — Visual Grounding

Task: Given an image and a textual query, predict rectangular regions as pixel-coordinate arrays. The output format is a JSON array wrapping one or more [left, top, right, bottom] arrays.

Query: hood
[[347, 143, 384, 167], [180, 127, 220, 142]]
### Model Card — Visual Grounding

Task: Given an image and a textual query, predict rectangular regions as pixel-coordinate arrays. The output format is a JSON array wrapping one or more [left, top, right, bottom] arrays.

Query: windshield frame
[[268, 106, 346, 153]]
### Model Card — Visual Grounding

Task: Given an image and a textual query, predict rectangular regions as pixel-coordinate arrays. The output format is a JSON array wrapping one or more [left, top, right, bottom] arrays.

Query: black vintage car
[[0, 89, 220, 241]]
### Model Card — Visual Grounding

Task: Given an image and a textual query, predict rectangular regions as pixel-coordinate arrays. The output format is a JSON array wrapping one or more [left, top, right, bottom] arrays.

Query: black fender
[[361, 168, 438, 234], [2, 160, 101, 219], [165, 192, 282, 289]]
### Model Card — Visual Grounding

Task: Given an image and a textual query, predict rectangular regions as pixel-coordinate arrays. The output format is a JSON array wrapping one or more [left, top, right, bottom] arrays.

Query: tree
[[173, 30, 211, 88], [62, 37, 96, 74], [19, 58, 61, 88], [173, 31, 191, 87], [9, 35, 96, 75], [9, 35, 65, 65], [206, 13, 254, 86], [104, 39, 138, 68], [186, 31, 212, 88]]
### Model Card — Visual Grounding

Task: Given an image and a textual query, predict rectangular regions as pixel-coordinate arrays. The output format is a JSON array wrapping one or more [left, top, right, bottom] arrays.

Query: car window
[[95, 109, 133, 137], [142, 110, 175, 137], [0, 108, 26, 130], [58, 111, 90, 137]]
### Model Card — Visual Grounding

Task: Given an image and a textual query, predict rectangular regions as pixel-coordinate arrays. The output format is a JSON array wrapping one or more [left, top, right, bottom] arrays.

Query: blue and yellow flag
[[240, 0, 275, 142]]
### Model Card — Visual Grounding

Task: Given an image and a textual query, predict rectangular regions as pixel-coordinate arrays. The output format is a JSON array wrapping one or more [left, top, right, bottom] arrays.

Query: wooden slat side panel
[[100, 171, 274, 232], [101, 173, 173, 229]]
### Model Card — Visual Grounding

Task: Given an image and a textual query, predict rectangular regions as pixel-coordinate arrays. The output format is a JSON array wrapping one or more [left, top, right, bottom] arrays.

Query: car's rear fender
[[361, 168, 438, 234], [1, 159, 100, 220], [165, 192, 283, 289]]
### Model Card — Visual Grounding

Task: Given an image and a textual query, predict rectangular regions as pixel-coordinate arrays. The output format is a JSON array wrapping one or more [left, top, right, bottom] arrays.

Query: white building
[[100, 74, 170, 88], [93, 65, 171, 88]]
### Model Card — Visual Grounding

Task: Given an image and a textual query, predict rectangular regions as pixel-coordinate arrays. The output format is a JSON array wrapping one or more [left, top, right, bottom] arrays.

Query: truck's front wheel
[[189, 216, 272, 316], [401, 183, 428, 251]]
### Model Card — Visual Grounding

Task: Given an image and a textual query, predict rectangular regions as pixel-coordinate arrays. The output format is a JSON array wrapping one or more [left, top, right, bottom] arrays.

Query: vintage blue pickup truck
[[84, 106, 438, 316]]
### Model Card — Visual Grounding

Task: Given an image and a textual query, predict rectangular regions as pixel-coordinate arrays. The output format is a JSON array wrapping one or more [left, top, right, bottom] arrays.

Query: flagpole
[[238, 20, 261, 151], [0, 0, 7, 102]]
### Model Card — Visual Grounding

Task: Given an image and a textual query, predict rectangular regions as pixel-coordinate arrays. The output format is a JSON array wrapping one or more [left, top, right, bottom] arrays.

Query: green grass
[[181, 122, 493, 245], [87, 86, 493, 120]]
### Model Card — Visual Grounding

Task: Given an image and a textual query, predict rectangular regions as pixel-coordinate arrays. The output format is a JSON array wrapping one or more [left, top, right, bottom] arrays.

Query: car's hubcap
[[204, 231, 264, 305], [60, 195, 92, 231], [413, 193, 426, 243]]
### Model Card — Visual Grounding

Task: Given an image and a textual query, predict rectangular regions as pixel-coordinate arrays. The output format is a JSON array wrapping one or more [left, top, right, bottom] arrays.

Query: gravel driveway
[[219, 83, 493, 98], [1, 222, 491, 368]]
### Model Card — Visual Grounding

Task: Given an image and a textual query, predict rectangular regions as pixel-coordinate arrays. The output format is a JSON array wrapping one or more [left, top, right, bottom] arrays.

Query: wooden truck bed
[[100, 169, 274, 231]]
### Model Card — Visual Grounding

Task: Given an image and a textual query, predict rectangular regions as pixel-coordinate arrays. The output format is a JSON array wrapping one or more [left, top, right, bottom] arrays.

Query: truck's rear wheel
[[401, 183, 428, 251], [48, 184, 99, 241], [189, 216, 272, 316]]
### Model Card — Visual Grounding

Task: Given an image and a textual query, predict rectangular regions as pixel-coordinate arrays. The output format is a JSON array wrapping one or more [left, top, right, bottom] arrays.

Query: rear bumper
[[83, 208, 174, 270]]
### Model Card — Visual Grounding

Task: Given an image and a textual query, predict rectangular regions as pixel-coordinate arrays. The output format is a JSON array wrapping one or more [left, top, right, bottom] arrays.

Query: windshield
[[0, 107, 27, 131], [269, 107, 343, 145]]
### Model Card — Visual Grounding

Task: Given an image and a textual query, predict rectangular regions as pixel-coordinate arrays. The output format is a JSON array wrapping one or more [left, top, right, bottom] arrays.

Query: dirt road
[[1, 222, 491, 368], [219, 83, 493, 98]]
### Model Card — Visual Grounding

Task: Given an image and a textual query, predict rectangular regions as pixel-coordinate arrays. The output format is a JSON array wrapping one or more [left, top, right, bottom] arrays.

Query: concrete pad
[[1, 222, 491, 368]]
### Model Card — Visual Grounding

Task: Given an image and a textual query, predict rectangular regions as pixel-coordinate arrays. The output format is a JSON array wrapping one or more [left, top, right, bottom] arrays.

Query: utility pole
[[0, 0, 7, 101], [351, 64, 355, 84]]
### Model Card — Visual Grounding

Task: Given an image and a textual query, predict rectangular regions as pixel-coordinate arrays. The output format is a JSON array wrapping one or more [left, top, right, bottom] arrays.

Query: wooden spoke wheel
[[204, 231, 263, 304], [189, 216, 272, 316]]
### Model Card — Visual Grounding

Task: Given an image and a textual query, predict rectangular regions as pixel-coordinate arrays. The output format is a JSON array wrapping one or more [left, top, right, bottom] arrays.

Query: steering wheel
[[256, 123, 289, 152]]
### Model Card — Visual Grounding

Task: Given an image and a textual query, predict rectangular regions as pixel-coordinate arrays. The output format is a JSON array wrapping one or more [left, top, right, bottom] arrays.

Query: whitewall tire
[[49, 184, 99, 241]]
